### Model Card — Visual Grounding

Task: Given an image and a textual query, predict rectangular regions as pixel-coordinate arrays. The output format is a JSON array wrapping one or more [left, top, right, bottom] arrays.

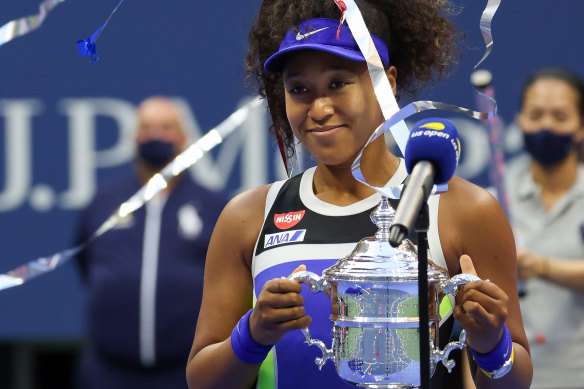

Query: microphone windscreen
[[404, 118, 461, 184]]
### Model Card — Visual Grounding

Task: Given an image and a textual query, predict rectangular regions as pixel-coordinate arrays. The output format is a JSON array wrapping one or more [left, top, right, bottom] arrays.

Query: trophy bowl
[[289, 199, 478, 388]]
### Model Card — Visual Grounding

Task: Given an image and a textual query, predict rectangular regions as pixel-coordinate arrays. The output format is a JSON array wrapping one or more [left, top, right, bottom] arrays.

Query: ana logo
[[419, 122, 445, 130], [264, 229, 307, 249], [274, 210, 305, 229]]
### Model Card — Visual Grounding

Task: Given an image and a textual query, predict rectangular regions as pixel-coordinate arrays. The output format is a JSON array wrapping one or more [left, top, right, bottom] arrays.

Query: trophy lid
[[323, 197, 448, 282]]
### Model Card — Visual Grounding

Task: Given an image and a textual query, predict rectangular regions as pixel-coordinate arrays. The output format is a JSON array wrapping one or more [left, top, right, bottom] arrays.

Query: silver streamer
[[0, 0, 67, 47], [475, 0, 500, 69], [0, 98, 263, 292]]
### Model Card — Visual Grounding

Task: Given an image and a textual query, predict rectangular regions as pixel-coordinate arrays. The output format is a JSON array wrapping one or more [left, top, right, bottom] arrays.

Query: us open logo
[[412, 122, 451, 139], [264, 229, 306, 249]]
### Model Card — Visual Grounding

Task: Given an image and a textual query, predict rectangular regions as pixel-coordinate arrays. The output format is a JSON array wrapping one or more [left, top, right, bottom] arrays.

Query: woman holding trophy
[[186, 0, 532, 388]]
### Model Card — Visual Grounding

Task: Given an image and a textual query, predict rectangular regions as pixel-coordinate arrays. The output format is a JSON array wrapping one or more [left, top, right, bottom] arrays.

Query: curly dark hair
[[245, 0, 461, 149]]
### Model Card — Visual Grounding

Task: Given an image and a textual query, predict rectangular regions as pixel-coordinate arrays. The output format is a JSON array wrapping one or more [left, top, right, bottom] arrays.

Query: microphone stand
[[416, 203, 430, 389]]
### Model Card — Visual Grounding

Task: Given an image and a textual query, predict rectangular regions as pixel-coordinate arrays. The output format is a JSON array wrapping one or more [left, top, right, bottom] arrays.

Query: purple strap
[[231, 308, 273, 364]]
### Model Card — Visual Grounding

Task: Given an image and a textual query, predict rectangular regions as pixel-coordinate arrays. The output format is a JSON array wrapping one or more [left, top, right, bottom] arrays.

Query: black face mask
[[523, 129, 574, 167], [138, 140, 175, 168]]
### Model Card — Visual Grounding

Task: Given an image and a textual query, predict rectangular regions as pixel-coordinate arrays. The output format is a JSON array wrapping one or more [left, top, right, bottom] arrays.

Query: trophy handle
[[299, 327, 335, 370], [440, 273, 481, 296], [431, 329, 468, 373], [288, 271, 334, 369], [432, 273, 481, 372], [288, 270, 329, 293]]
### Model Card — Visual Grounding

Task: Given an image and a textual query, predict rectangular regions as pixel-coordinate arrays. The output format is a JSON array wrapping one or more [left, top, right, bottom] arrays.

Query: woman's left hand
[[453, 254, 510, 354]]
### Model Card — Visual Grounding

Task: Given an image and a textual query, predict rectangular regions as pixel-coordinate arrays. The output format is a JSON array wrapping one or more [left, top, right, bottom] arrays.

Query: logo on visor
[[296, 27, 329, 41], [274, 210, 305, 229]]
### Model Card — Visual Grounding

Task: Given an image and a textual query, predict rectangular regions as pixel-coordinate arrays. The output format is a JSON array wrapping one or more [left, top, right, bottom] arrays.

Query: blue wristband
[[231, 308, 273, 364], [470, 324, 513, 372]]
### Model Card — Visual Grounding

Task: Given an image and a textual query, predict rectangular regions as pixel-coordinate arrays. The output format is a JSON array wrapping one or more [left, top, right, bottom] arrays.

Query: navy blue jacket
[[74, 172, 226, 377]]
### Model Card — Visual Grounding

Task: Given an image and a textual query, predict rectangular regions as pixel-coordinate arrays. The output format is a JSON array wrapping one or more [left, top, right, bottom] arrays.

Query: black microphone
[[388, 118, 461, 247]]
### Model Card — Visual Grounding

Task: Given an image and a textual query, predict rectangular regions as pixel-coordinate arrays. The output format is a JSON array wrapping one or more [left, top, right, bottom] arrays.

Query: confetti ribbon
[[76, 0, 126, 63], [0, 98, 263, 292], [0, 0, 67, 47], [339, 0, 501, 199], [332, 0, 347, 39], [475, 0, 499, 70]]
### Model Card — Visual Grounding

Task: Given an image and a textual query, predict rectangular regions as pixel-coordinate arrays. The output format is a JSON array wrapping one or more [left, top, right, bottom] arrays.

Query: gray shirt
[[506, 157, 584, 389]]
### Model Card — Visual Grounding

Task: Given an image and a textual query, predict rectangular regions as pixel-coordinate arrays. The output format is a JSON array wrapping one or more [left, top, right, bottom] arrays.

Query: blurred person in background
[[73, 96, 228, 389], [506, 67, 584, 388]]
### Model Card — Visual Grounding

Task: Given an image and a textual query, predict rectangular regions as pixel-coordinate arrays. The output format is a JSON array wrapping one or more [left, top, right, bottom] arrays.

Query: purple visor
[[264, 18, 390, 74]]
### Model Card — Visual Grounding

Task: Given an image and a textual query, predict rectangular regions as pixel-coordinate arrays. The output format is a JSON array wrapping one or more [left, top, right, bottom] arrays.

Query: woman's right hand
[[249, 265, 312, 346]]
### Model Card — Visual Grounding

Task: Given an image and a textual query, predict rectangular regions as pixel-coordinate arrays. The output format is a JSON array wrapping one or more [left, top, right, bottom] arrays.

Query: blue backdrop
[[0, 0, 583, 339]]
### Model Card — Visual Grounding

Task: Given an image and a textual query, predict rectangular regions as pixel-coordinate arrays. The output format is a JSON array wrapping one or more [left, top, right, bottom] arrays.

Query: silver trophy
[[289, 197, 478, 388]]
